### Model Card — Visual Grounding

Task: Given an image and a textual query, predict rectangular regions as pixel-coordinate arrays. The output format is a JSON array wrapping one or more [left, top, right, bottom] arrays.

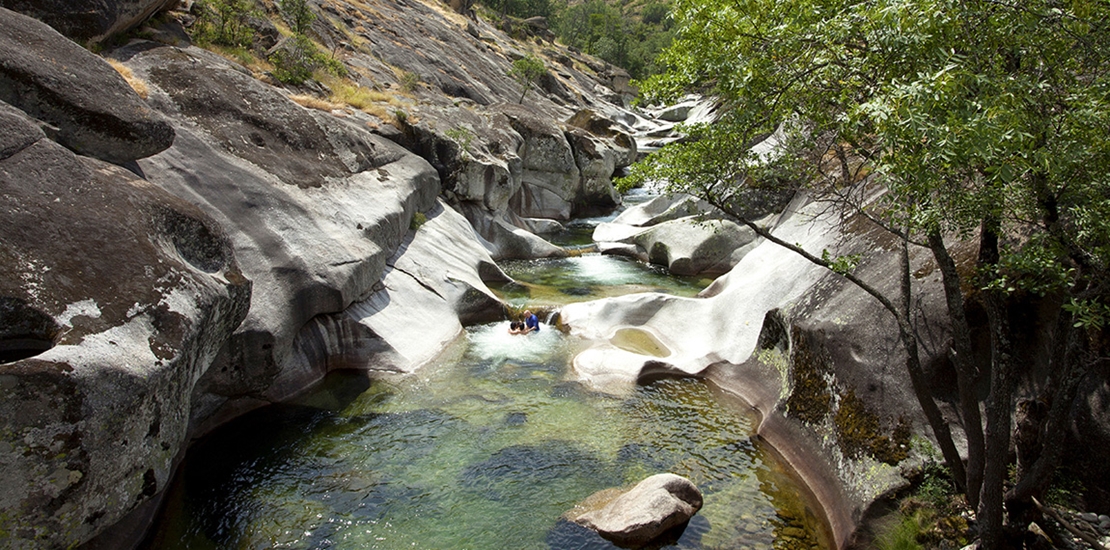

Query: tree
[[507, 54, 546, 103], [191, 0, 256, 47], [624, 0, 1110, 547], [279, 0, 316, 35]]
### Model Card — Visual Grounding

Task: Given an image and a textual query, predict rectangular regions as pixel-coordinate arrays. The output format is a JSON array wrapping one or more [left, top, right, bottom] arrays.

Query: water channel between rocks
[[143, 202, 833, 550]]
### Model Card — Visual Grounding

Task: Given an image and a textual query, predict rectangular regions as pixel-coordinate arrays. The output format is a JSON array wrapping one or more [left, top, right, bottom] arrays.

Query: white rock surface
[[573, 473, 704, 546], [562, 194, 838, 391], [593, 194, 764, 276]]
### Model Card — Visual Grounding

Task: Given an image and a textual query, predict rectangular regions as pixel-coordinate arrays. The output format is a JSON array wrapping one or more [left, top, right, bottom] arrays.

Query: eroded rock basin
[[143, 322, 832, 549]]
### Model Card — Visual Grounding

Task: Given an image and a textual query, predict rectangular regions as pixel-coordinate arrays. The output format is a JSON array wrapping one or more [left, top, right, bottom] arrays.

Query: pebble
[[1081, 512, 1099, 523]]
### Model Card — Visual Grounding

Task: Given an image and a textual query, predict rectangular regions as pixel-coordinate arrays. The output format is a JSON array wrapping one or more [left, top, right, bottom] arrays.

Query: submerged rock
[[570, 473, 703, 547]]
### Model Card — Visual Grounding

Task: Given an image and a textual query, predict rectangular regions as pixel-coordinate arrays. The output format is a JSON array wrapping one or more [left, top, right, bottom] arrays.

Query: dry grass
[[329, 79, 403, 109], [290, 94, 344, 111], [106, 58, 150, 99], [415, 0, 471, 28]]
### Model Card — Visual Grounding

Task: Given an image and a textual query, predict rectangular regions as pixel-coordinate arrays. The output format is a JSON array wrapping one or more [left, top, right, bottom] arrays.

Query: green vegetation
[[279, 0, 316, 35], [445, 127, 475, 159], [507, 54, 547, 103], [550, 0, 673, 78], [270, 34, 345, 85], [476, 0, 674, 79], [623, 0, 1110, 547], [191, 0, 256, 47], [834, 389, 911, 465], [876, 461, 970, 550]]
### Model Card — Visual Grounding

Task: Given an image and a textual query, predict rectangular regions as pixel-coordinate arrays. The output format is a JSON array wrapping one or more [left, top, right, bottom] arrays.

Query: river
[[140, 197, 832, 550]]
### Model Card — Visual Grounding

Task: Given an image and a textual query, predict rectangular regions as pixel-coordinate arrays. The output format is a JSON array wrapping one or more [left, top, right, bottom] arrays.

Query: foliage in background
[[550, 0, 673, 79], [475, 0, 674, 79], [624, 0, 1110, 547], [507, 54, 546, 103], [191, 0, 257, 47], [279, 0, 317, 35]]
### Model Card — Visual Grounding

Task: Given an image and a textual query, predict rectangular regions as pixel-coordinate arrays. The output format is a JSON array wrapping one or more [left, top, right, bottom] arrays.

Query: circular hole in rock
[[610, 327, 671, 358], [156, 208, 228, 273], [0, 297, 60, 364]]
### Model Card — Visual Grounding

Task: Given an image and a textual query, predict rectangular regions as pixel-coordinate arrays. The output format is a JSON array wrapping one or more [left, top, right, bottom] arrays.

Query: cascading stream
[[142, 202, 832, 550]]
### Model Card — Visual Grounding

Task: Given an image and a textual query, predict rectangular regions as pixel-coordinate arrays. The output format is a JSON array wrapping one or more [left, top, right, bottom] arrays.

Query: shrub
[[191, 0, 256, 47], [279, 0, 316, 35], [270, 34, 345, 85], [507, 54, 545, 103]]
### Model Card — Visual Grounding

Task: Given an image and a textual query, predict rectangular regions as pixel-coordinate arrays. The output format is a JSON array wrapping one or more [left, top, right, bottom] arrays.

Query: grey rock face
[[294, 200, 508, 375], [0, 102, 249, 549], [0, 8, 174, 164], [0, 0, 176, 44], [594, 194, 759, 276], [119, 45, 441, 428], [573, 473, 703, 546]]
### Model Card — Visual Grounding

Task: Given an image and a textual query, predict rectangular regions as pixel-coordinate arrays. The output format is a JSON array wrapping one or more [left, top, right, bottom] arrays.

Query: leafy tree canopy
[[625, 1, 1110, 546], [630, 0, 1110, 296]]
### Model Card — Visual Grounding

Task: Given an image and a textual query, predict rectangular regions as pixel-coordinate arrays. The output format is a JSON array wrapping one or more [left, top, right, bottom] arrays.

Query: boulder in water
[[570, 473, 703, 547]]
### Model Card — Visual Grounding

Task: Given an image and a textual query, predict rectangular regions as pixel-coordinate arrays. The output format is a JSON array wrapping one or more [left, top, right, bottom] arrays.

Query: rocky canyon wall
[[0, 0, 641, 546]]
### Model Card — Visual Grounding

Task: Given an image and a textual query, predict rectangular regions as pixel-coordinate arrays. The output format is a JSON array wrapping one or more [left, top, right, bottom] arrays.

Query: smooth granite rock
[[0, 101, 249, 549], [573, 473, 703, 546], [0, 7, 174, 164], [0, 0, 176, 44]]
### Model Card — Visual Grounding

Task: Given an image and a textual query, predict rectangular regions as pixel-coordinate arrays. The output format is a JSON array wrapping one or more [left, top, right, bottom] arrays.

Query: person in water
[[508, 320, 525, 335], [522, 310, 540, 334]]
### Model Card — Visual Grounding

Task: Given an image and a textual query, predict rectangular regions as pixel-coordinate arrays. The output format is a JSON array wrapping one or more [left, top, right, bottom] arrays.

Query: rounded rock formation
[[571, 473, 704, 547]]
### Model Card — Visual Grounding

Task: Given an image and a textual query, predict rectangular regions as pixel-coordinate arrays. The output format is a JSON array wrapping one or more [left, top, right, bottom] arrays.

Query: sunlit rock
[[0, 8, 174, 164], [120, 45, 441, 427], [293, 200, 508, 375], [594, 194, 762, 276], [0, 102, 249, 549], [0, 0, 176, 44], [570, 473, 703, 547]]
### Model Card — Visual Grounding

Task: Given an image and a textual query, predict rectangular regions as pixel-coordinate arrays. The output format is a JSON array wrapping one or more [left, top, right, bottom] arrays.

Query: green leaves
[[507, 55, 547, 103], [634, 0, 1110, 311], [822, 249, 862, 276]]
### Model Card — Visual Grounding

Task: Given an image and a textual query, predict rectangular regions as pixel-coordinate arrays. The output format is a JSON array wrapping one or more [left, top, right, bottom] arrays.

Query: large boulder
[[0, 0, 176, 44], [594, 194, 761, 276], [291, 199, 509, 376], [0, 8, 174, 164], [457, 203, 568, 260], [117, 44, 440, 429], [571, 473, 703, 547], [0, 101, 249, 549], [562, 192, 952, 547], [502, 104, 581, 220]]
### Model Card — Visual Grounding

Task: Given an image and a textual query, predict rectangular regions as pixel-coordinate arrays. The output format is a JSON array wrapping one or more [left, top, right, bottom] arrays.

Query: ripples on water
[[493, 255, 715, 306], [144, 323, 830, 550]]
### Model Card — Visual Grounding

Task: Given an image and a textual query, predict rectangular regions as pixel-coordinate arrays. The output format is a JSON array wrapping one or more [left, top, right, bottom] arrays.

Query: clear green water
[[491, 254, 715, 308], [144, 324, 831, 550]]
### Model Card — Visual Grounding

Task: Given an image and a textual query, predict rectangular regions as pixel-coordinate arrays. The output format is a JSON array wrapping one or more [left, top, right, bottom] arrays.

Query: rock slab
[[0, 8, 174, 164], [573, 473, 703, 546]]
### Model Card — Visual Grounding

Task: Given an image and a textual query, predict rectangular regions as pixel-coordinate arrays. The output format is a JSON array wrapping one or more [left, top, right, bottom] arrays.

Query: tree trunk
[[724, 211, 968, 492], [978, 290, 1015, 549], [976, 219, 1016, 550], [1006, 296, 1088, 516], [927, 229, 985, 510]]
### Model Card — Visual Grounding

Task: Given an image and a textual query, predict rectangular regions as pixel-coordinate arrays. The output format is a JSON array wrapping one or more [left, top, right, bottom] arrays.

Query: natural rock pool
[[144, 324, 830, 550], [142, 228, 832, 549]]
